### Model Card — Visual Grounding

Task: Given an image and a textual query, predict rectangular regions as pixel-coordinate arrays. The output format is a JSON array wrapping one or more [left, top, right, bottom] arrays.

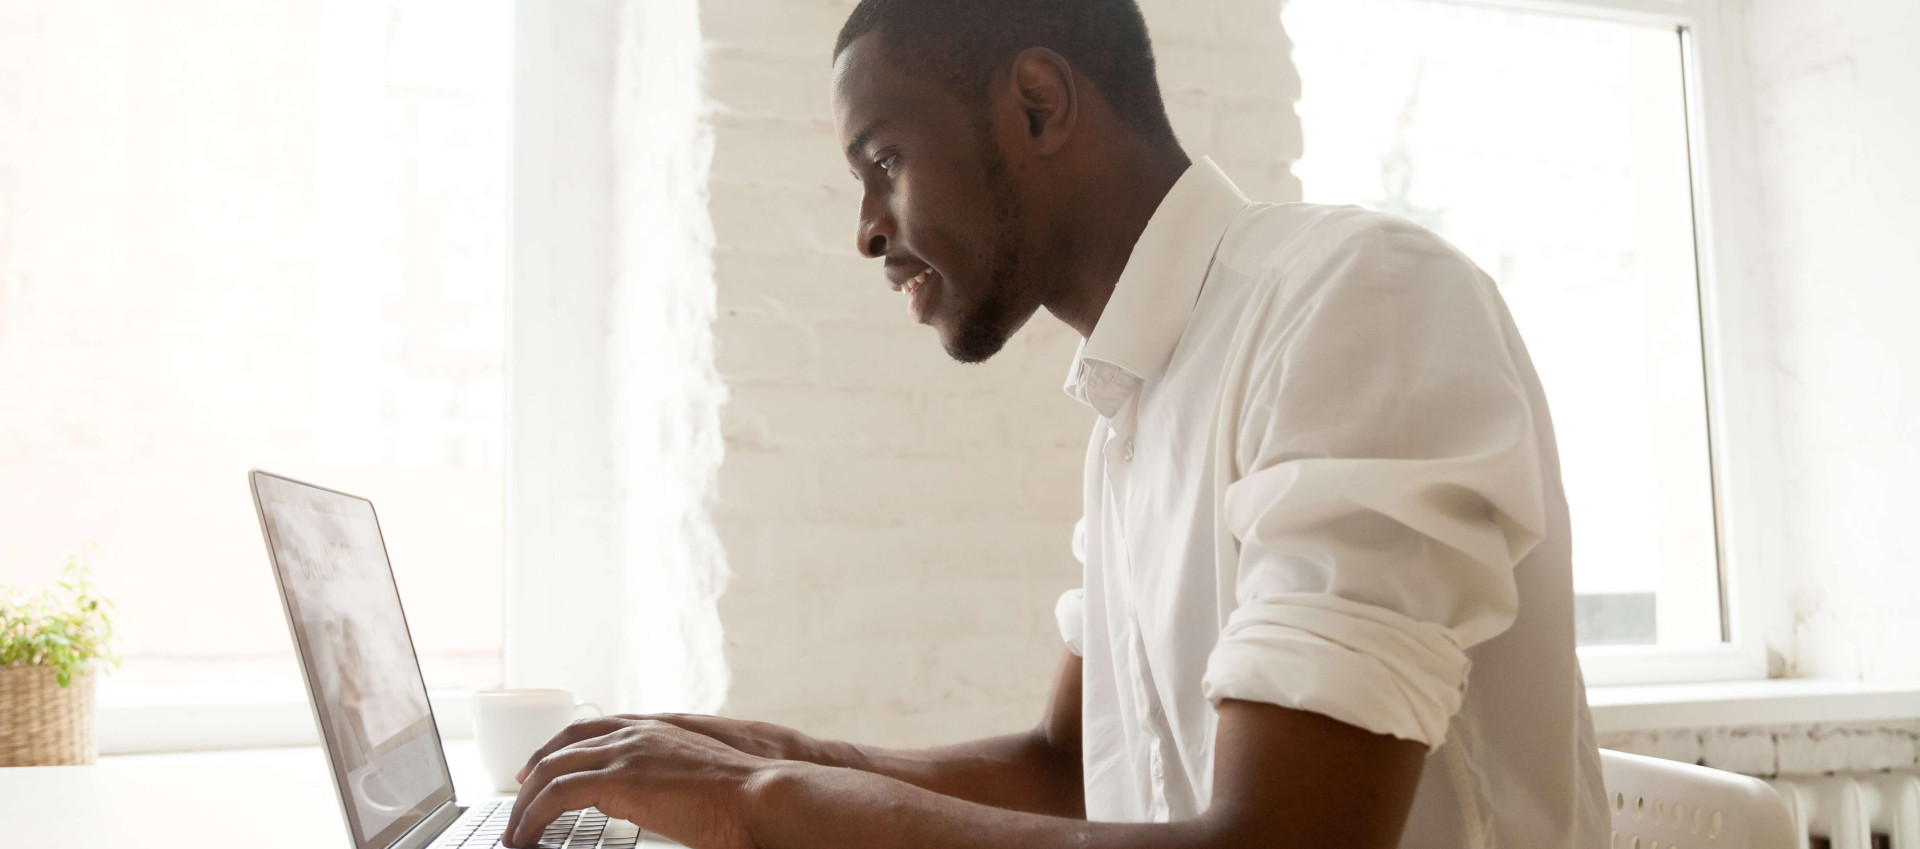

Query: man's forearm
[[736, 700, 1425, 849], [794, 650, 1084, 818], [808, 728, 1085, 818], [501, 700, 1418, 849], [743, 760, 1195, 849]]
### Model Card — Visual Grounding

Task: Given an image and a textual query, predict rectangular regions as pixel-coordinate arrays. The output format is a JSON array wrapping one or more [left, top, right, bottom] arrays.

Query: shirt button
[[1120, 440, 1135, 461], [1149, 753, 1164, 779]]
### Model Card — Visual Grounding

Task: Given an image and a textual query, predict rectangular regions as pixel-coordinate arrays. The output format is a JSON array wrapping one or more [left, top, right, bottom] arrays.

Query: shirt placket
[[1100, 393, 1175, 821]]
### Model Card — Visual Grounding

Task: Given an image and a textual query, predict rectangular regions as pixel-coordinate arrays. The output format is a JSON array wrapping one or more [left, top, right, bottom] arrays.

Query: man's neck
[[1044, 146, 1192, 340]]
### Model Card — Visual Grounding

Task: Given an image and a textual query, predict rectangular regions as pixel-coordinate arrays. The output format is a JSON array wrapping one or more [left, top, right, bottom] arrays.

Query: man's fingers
[[506, 743, 617, 846], [516, 717, 631, 782], [505, 770, 610, 848]]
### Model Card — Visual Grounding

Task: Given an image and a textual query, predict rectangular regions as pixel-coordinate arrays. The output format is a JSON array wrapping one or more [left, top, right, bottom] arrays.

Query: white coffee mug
[[474, 688, 602, 794]]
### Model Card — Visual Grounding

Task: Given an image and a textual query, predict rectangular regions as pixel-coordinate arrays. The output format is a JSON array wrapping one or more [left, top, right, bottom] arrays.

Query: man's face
[[831, 34, 1043, 363]]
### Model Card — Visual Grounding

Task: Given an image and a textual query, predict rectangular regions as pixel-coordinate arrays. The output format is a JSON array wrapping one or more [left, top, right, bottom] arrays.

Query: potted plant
[[0, 558, 117, 766]]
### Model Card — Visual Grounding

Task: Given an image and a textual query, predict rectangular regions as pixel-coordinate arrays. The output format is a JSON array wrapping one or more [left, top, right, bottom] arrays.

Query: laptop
[[250, 470, 672, 849]]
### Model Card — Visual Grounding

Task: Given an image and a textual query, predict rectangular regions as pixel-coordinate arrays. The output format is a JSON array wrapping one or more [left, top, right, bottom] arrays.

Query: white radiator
[[1767, 772, 1920, 849]]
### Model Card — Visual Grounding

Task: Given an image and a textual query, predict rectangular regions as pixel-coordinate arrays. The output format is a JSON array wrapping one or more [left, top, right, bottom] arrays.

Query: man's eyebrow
[[844, 120, 890, 163]]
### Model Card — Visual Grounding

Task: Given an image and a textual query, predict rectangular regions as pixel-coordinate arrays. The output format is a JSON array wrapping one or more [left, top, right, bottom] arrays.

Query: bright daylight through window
[[0, 0, 511, 701], [1285, 0, 1722, 647]]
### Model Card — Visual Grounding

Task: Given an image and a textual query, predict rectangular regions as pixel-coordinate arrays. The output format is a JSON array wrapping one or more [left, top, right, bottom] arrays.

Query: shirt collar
[[1063, 157, 1252, 417]]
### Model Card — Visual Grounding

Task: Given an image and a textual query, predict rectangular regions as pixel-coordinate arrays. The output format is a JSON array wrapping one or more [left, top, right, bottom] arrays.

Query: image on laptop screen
[[253, 471, 456, 849]]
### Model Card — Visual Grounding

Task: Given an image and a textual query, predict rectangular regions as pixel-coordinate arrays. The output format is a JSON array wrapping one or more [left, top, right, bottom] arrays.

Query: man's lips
[[906, 267, 938, 324], [899, 267, 932, 296], [883, 261, 938, 324], [885, 261, 932, 292]]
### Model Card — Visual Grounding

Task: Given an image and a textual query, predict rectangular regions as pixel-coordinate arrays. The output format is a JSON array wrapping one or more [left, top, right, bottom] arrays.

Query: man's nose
[[856, 196, 893, 259]]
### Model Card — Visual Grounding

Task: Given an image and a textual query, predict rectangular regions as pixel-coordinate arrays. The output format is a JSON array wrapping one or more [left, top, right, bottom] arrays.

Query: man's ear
[[1007, 47, 1078, 156]]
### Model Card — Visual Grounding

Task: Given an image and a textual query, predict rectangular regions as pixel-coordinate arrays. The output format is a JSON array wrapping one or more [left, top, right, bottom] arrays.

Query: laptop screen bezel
[[251, 470, 460, 849]]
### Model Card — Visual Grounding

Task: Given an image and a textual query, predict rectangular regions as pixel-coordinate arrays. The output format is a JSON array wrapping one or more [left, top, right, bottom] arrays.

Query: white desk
[[0, 740, 673, 848]]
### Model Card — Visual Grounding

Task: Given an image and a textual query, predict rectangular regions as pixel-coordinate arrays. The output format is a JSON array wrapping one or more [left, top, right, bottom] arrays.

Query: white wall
[[508, 0, 732, 716], [700, 0, 1300, 747], [1601, 719, 1920, 777], [506, 0, 625, 712], [1740, 0, 1920, 680]]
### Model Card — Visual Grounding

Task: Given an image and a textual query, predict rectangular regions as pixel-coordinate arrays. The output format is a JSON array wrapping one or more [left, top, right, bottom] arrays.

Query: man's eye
[[876, 154, 898, 173]]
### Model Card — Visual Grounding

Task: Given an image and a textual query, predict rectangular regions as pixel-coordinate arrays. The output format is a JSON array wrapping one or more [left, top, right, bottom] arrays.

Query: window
[[0, 0, 510, 710], [1285, 0, 1755, 679]]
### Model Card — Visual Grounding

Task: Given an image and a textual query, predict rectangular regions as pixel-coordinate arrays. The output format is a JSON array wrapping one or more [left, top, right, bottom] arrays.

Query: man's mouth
[[902, 268, 931, 297], [903, 267, 939, 325]]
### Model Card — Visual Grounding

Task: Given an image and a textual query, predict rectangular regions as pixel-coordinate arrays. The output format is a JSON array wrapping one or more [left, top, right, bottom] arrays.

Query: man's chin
[[936, 325, 1003, 363], [937, 308, 1034, 364]]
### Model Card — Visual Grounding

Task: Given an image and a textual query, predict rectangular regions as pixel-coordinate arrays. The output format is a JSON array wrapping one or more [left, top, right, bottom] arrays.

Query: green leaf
[[0, 555, 117, 681]]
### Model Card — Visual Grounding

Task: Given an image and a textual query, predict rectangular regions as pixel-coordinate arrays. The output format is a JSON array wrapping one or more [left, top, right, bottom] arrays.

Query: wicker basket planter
[[0, 664, 96, 766]]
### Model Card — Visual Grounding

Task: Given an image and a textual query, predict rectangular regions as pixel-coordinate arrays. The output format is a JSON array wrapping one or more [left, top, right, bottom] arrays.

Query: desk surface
[[0, 741, 675, 848]]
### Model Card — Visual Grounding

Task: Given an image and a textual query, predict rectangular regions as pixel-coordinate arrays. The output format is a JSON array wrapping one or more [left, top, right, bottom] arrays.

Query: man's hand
[[502, 717, 772, 849], [513, 650, 1085, 821], [516, 714, 824, 784]]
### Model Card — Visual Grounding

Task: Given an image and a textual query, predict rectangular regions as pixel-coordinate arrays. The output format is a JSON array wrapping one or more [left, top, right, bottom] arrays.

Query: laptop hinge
[[389, 800, 467, 849]]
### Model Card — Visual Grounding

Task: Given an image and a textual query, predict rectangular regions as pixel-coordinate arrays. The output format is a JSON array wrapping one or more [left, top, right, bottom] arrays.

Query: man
[[503, 1, 1609, 847]]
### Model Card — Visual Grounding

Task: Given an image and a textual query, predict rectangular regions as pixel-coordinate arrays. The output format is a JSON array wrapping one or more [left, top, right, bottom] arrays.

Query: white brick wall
[[1601, 721, 1920, 778], [701, 0, 1302, 747]]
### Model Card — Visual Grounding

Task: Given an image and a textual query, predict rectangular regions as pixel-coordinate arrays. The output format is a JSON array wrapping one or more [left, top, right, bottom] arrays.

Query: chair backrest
[[1600, 748, 1798, 849]]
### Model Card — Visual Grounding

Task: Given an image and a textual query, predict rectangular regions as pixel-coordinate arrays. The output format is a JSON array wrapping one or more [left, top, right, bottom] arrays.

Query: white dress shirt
[[1055, 157, 1608, 848]]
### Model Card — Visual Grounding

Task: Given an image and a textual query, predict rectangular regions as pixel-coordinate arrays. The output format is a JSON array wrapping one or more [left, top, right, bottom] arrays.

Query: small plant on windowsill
[[0, 557, 118, 766]]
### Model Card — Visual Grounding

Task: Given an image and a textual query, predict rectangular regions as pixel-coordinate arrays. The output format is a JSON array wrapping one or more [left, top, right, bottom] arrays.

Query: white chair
[[1601, 748, 1798, 849]]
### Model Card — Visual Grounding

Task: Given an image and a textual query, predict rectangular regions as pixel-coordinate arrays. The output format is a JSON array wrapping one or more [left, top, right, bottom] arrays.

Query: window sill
[[1586, 678, 1920, 734], [101, 739, 501, 802], [97, 689, 474, 755]]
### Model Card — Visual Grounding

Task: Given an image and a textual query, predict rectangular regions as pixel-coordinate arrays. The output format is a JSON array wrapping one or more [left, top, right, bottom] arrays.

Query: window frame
[[107, 0, 668, 749], [1412, 0, 1776, 685], [99, 0, 636, 755], [93, 0, 527, 754]]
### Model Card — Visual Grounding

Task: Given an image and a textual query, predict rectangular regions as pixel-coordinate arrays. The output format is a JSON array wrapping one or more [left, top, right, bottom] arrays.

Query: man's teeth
[[904, 269, 931, 295]]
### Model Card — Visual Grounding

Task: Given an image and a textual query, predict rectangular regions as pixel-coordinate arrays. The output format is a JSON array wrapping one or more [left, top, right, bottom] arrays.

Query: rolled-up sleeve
[[1199, 220, 1547, 748], [1056, 588, 1087, 657]]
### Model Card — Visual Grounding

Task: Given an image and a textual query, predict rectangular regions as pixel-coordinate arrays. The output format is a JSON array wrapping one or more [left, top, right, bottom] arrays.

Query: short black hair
[[833, 0, 1178, 147]]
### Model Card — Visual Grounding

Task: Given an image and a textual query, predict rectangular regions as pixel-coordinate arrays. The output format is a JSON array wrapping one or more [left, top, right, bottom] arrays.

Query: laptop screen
[[253, 471, 457, 849]]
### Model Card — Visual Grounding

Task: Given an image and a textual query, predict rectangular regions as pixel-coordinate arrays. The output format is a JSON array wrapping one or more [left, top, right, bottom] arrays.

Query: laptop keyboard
[[441, 802, 646, 849]]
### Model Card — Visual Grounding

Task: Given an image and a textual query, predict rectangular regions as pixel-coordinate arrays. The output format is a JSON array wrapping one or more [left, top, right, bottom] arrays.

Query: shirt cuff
[[1200, 593, 1471, 748], [1055, 588, 1086, 657]]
